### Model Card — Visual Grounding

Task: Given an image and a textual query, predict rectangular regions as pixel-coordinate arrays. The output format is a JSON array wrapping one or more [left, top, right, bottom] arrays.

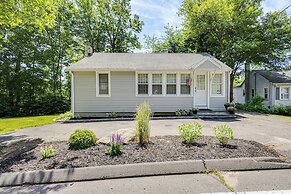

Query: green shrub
[[236, 96, 269, 113], [135, 102, 152, 144], [106, 112, 118, 118], [250, 96, 265, 105], [41, 146, 56, 159], [178, 122, 203, 144], [191, 108, 199, 114], [271, 105, 291, 116], [68, 129, 97, 150], [106, 133, 124, 156], [55, 111, 73, 121], [214, 124, 234, 145], [175, 109, 188, 116]]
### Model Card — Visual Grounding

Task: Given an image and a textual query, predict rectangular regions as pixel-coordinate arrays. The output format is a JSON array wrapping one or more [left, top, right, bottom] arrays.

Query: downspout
[[255, 73, 257, 96], [227, 71, 230, 103], [70, 71, 75, 117]]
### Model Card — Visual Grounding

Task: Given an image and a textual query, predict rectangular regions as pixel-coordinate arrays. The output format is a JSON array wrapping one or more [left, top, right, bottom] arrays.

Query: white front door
[[195, 73, 207, 108]]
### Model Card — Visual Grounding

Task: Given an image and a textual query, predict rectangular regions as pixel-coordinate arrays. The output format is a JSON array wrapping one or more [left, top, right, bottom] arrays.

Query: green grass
[[0, 115, 57, 134]]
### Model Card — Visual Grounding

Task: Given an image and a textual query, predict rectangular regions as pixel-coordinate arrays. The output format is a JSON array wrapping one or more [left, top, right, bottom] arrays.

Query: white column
[[70, 71, 75, 117]]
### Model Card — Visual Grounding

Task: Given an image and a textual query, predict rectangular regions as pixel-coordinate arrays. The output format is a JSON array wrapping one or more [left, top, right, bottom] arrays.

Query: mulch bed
[[0, 136, 282, 173]]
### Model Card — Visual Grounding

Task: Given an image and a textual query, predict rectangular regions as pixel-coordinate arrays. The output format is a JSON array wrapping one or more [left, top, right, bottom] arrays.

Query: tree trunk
[[245, 63, 251, 103], [230, 72, 234, 102]]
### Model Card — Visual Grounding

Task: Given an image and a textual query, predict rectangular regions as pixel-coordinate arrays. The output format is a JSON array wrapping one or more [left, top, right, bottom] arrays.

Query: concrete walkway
[[4, 111, 291, 158], [1, 169, 291, 193]]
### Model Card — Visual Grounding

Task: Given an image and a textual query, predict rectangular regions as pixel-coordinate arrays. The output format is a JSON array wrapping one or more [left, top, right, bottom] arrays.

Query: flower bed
[[0, 135, 281, 173]]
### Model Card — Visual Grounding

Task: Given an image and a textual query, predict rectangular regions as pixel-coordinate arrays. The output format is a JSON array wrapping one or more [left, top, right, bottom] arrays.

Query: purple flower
[[111, 133, 125, 144]]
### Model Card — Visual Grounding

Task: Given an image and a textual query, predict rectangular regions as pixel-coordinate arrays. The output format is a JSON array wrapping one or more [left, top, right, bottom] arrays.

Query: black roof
[[254, 70, 291, 83]]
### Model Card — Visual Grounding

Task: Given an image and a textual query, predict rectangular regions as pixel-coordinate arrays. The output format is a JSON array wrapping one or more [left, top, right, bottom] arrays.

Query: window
[[180, 74, 191, 95], [166, 74, 176, 94], [280, 87, 289, 100], [96, 72, 110, 96], [251, 89, 255, 97], [264, 88, 268, 100], [152, 74, 162, 95], [138, 74, 148, 95], [276, 87, 280, 100], [211, 73, 223, 95], [196, 75, 205, 90]]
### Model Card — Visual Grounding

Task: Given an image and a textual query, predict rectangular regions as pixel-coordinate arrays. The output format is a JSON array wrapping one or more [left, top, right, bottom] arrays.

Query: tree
[[144, 25, 188, 53], [179, 0, 291, 101]]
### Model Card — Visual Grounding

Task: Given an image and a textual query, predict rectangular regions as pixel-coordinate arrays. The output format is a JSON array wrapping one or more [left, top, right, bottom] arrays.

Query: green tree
[[179, 0, 291, 101], [144, 25, 188, 53]]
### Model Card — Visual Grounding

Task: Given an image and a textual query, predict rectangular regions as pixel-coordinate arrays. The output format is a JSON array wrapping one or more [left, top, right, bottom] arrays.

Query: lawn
[[0, 115, 57, 134]]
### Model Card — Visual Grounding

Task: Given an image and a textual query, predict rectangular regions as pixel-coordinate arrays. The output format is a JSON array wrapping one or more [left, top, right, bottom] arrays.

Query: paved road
[[1, 169, 291, 194], [6, 111, 291, 158]]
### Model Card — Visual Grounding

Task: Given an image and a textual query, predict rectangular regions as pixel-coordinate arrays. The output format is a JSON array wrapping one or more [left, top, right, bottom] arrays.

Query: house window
[[152, 74, 162, 95], [276, 87, 280, 100], [211, 73, 223, 95], [180, 74, 191, 95], [197, 75, 205, 90], [166, 74, 176, 94], [280, 87, 289, 100], [264, 88, 268, 100], [96, 72, 110, 96], [251, 89, 255, 97], [138, 74, 148, 95]]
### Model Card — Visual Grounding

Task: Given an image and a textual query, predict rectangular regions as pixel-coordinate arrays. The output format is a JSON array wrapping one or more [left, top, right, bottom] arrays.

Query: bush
[[191, 108, 199, 115], [106, 112, 118, 118], [106, 133, 124, 156], [68, 129, 97, 150], [175, 109, 189, 116], [135, 102, 152, 144], [178, 122, 203, 144], [55, 111, 73, 121], [236, 96, 269, 113], [227, 106, 236, 114], [214, 124, 234, 145], [271, 105, 291, 116], [41, 146, 56, 159]]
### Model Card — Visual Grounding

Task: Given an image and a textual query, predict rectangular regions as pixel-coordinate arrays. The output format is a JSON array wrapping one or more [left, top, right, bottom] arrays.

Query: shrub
[[227, 106, 236, 114], [236, 96, 269, 113], [271, 105, 291, 116], [55, 111, 73, 121], [178, 122, 203, 144], [214, 125, 234, 145], [41, 146, 56, 159], [224, 103, 230, 110], [135, 102, 152, 144], [68, 129, 97, 150], [191, 108, 199, 115], [106, 133, 124, 156], [175, 109, 188, 116], [106, 112, 118, 118]]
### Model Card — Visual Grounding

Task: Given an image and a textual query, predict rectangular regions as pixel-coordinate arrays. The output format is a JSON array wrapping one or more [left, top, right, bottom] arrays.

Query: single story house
[[67, 53, 232, 117], [233, 70, 291, 106]]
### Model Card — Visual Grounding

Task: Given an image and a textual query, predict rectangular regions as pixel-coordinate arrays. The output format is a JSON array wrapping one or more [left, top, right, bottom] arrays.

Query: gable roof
[[254, 70, 291, 83], [67, 53, 232, 71]]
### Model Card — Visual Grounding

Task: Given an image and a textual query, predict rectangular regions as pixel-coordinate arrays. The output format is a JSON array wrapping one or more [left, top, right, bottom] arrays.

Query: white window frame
[[180, 73, 192, 96], [96, 71, 111, 97], [264, 87, 268, 100], [280, 86, 289, 100], [135, 72, 193, 97], [151, 73, 163, 96], [210, 72, 225, 97]]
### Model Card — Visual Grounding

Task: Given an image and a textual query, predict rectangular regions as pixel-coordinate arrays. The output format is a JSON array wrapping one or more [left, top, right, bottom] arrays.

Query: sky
[[131, 0, 291, 48]]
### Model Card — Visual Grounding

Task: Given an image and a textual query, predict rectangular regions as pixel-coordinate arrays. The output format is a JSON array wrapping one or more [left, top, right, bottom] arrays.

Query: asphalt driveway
[[4, 111, 291, 158]]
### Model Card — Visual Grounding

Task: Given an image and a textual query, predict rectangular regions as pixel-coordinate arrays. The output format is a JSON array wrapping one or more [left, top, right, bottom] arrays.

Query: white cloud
[[261, 0, 291, 13]]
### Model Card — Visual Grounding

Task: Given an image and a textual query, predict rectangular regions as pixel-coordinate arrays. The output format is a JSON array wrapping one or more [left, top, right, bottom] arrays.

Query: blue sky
[[131, 0, 291, 47]]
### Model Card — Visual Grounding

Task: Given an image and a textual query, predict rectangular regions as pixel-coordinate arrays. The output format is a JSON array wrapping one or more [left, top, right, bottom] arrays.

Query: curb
[[0, 157, 290, 187]]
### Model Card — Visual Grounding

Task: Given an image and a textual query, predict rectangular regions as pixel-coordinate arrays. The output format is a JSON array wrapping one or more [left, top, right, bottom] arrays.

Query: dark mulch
[[0, 136, 282, 173]]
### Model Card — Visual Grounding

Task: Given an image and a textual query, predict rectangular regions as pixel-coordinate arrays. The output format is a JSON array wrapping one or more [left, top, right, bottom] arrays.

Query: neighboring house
[[67, 53, 232, 117], [233, 70, 291, 106]]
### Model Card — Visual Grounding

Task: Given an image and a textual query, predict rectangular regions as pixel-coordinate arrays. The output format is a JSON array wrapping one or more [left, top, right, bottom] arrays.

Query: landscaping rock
[[97, 128, 136, 145], [0, 135, 43, 164]]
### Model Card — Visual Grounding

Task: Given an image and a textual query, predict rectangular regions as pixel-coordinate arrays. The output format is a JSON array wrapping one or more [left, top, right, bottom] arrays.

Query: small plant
[[224, 103, 230, 110], [191, 108, 199, 115], [68, 129, 97, 150], [227, 106, 236, 114], [106, 133, 124, 156], [214, 124, 234, 145], [178, 122, 203, 144], [54, 111, 73, 121], [136, 102, 152, 144], [41, 146, 56, 159], [106, 112, 119, 118], [175, 109, 188, 116]]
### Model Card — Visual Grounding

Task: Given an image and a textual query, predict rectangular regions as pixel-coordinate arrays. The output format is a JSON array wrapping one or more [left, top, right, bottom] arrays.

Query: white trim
[[96, 71, 111, 97], [192, 58, 222, 70], [280, 86, 290, 100], [264, 87, 269, 100], [207, 72, 210, 109], [210, 72, 225, 97], [135, 71, 193, 97], [70, 72, 75, 117], [193, 70, 195, 108], [194, 72, 208, 108]]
